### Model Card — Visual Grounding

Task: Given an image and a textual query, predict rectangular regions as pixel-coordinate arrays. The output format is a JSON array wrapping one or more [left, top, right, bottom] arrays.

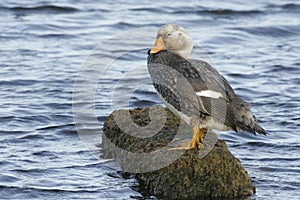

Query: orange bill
[[150, 37, 166, 54]]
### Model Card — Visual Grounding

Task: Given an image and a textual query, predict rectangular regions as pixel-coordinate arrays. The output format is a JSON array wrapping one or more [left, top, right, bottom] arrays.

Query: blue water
[[1, 0, 300, 199]]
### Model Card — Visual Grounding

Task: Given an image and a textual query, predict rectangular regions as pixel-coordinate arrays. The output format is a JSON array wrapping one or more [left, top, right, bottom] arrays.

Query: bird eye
[[167, 33, 172, 36]]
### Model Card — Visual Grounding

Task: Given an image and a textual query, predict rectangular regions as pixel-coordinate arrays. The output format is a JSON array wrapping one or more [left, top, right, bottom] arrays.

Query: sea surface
[[0, 0, 299, 199]]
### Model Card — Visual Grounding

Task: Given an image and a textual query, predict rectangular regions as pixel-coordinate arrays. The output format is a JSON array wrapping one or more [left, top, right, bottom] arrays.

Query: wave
[[0, 5, 78, 14], [231, 25, 300, 38], [36, 123, 75, 131], [0, 79, 41, 87], [266, 3, 300, 12], [197, 9, 263, 16]]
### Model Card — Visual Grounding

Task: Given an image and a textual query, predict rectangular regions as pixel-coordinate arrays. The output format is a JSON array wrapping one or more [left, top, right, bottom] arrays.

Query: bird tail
[[253, 117, 267, 135], [234, 100, 267, 135], [252, 115, 267, 135], [237, 115, 267, 135]]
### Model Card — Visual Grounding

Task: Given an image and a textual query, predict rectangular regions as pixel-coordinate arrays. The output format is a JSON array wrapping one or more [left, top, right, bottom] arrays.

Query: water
[[0, 0, 299, 199]]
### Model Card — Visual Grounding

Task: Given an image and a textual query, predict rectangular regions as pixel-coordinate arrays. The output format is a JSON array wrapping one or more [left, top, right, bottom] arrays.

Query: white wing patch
[[196, 90, 224, 99]]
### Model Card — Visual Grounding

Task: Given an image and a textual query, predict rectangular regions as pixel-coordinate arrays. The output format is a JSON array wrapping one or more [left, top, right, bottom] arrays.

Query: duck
[[147, 24, 266, 149]]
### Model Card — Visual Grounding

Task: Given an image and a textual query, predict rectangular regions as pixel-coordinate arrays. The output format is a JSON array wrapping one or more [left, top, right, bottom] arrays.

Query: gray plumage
[[147, 50, 266, 135]]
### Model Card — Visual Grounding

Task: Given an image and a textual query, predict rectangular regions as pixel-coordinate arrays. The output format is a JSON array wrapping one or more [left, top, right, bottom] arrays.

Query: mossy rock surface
[[102, 106, 255, 199]]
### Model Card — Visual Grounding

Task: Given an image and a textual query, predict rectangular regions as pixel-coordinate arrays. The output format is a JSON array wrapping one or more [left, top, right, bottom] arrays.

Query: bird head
[[150, 24, 194, 58]]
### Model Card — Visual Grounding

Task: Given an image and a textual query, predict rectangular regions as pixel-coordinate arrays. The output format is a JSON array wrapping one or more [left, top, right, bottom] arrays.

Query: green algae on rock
[[102, 106, 255, 199]]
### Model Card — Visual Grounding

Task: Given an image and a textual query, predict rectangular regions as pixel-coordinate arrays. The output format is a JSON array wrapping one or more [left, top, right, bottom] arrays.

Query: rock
[[102, 106, 255, 199]]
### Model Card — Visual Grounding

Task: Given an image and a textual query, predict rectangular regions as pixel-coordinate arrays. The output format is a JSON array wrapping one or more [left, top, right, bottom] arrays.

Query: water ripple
[[0, 5, 79, 14], [232, 25, 300, 38]]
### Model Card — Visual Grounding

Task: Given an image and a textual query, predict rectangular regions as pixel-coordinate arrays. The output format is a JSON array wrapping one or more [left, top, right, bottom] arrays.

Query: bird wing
[[174, 59, 237, 130], [148, 51, 266, 134], [147, 51, 237, 130]]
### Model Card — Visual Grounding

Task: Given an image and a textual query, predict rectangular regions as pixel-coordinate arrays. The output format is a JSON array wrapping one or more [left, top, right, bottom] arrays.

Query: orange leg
[[190, 126, 205, 149], [169, 126, 205, 150]]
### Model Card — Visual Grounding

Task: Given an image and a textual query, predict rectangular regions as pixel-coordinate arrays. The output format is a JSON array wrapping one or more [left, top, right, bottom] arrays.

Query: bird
[[147, 24, 266, 150]]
